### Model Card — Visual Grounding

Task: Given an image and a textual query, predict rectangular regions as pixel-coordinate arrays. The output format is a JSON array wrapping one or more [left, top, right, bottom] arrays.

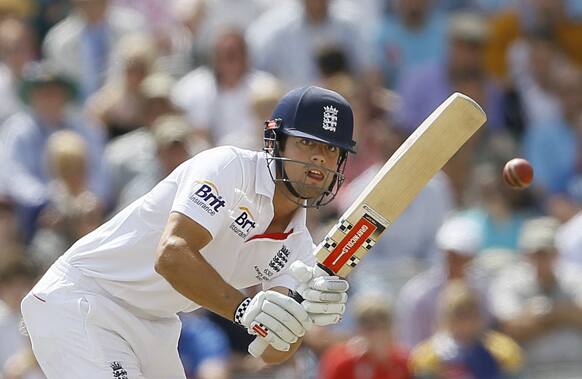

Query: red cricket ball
[[503, 158, 534, 190]]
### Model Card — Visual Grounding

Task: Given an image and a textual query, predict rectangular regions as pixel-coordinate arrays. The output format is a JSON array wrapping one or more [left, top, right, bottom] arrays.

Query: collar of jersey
[[255, 152, 308, 234]]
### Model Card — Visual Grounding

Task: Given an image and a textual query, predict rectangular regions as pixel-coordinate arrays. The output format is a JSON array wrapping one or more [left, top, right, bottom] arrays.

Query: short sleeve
[[171, 147, 243, 238], [262, 239, 317, 292]]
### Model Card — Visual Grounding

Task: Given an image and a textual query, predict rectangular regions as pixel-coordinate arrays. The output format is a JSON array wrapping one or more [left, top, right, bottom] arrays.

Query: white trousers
[[21, 259, 186, 379]]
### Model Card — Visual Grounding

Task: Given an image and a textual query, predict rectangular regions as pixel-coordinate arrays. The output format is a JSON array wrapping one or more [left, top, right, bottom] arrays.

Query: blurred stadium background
[[0, 0, 581, 378]]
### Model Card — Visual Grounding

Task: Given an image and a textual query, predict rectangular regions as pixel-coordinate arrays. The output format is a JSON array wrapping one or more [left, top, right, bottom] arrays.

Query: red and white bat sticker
[[322, 215, 378, 273]]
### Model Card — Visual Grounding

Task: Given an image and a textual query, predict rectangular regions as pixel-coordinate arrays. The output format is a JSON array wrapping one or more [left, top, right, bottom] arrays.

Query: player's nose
[[310, 152, 326, 166]]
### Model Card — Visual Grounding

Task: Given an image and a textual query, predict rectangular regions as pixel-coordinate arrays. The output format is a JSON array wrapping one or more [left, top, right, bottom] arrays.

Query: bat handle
[[248, 338, 269, 358], [248, 263, 333, 358]]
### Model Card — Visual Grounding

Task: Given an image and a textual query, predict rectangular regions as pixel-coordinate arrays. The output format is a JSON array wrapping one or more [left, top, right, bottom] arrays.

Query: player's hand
[[236, 290, 312, 352], [291, 260, 348, 326]]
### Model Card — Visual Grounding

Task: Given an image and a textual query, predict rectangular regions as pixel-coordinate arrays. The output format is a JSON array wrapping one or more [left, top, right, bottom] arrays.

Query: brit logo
[[322, 105, 338, 132], [110, 361, 128, 379], [189, 180, 226, 216], [230, 207, 256, 238]]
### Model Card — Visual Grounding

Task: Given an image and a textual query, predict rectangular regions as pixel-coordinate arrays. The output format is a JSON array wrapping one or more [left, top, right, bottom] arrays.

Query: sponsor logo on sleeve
[[188, 180, 226, 216], [230, 207, 257, 238], [254, 245, 291, 281]]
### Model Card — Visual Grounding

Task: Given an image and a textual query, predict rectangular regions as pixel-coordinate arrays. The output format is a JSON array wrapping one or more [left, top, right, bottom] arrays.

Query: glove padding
[[291, 260, 349, 326], [241, 290, 312, 352]]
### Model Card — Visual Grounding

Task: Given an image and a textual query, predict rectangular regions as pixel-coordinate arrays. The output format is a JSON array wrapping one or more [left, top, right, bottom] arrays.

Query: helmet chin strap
[[275, 159, 312, 200]]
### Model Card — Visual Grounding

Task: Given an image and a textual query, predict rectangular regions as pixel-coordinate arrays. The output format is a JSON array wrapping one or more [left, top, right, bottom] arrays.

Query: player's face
[[280, 136, 341, 199]]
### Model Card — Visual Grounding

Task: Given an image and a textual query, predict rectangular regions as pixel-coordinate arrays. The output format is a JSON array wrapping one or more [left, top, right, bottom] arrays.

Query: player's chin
[[295, 183, 327, 200]]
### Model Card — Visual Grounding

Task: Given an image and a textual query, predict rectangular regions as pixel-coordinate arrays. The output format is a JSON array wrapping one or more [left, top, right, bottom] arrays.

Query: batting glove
[[290, 260, 349, 326], [234, 290, 312, 352]]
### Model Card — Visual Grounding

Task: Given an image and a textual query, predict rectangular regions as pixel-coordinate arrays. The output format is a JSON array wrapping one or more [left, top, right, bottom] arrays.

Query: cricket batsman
[[21, 86, 356, 378]]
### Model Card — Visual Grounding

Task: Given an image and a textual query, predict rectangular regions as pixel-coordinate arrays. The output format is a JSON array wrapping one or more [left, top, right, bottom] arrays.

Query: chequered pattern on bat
[[323, 238, 338, 250], [338, 220, 353, 232], [347, 256, 360, 268]]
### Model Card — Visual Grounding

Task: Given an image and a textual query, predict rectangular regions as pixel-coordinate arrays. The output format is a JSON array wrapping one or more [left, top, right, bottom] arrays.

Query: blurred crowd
[[0, 0, 581, 378]]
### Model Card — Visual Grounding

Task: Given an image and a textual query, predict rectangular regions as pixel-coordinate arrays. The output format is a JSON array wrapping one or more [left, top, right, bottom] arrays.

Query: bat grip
[[248, 337, 269, 358], [248, 264, 331, 358]]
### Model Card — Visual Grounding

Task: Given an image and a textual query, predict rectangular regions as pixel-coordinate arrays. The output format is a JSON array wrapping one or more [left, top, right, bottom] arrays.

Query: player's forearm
[[155, 235, 245, 322]]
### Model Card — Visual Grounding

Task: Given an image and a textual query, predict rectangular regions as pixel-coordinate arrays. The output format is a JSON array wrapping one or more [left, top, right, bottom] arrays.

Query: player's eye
[[327, 145, 338, 153]]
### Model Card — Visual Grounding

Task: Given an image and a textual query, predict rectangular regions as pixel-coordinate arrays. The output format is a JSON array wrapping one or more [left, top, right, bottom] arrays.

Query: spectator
[[249, 78, 284, 150], [43, 0, 146, 98], [332, 0, 386, 42], [490, 217, 582, 379], [410, 280, 522, 379], [0, 255, 39, 374], [556, 210, 582, 266], [172, 28, 278, 148], [150, 0, 269, 77], [315, 46, 352, 85], [396, 11, 504, 134], [485, 0, 582, 81], [0, 0, 35, 20], [31, 0, 70, 47], [0, 197, 21, 249], [0, 62, 107, 240], [30, 131, 103, 269], [376, 0, 448, 88], [464, 163, 536, 252], [187, 0, 268, 57], [87, 33, 157, 139], [338, 119, 454, 296], [247, 0, 372, 88], [319, 293, 411, 379], [104, 72, 177, 207], [178, 311, 231, 379], [396, 11, 504, 203], [523, 64, 582, 220], [566, 114, 582, 204], [113, 0, 174, 37], [394, 215, 487, 350], [0, 18, 35, 124], [507, 27, 568, 130], [116, 115, 195, 209], [149, 0, 207, 77]]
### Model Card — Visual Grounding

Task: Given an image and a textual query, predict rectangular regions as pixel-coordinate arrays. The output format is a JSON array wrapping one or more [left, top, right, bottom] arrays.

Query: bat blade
[[315, 92, 486, 277]]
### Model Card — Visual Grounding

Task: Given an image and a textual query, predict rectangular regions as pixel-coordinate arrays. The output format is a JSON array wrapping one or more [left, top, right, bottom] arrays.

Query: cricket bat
[[249, 92, 487, 357]]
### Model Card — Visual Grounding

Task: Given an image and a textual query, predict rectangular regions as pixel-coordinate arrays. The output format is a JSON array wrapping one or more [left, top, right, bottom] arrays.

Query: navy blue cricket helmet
[[269, 86, 356, 153], [263, 86, 356, 208]]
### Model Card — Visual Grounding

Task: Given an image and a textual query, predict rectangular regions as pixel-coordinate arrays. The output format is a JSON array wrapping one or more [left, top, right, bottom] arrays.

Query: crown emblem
[[322, 105, 338, 132], [110, 362, 128, 379]]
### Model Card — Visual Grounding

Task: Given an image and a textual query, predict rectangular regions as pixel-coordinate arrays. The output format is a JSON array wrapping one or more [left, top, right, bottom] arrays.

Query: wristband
[[234, 297, 252, 327]]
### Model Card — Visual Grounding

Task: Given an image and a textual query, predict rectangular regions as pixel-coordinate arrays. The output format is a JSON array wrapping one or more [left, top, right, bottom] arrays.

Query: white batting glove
[[234, 290, 312, 352], [290, 261, 349, 326]]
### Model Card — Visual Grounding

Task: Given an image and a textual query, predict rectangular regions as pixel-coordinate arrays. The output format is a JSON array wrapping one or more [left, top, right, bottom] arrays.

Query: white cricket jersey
[[61, 146, 316, 318]]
